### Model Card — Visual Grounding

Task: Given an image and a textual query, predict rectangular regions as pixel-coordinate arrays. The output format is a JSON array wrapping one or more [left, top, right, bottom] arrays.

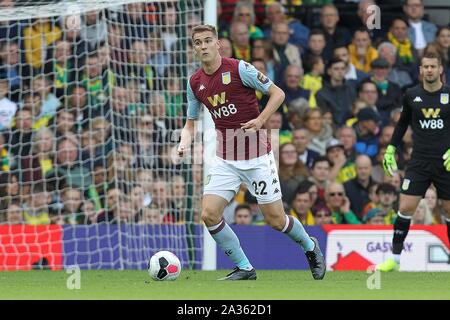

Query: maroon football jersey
[[189, 57, 272, 160]]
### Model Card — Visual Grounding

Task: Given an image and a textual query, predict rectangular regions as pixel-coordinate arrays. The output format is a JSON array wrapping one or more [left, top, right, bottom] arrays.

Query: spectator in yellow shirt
[[300, 55, 324, 108], [23, 17, 62, 70]]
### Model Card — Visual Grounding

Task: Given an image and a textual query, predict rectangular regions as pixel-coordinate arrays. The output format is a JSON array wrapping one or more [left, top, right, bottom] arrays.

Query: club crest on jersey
[[440, 93, 449, 104], [222, 72, 231, 85]]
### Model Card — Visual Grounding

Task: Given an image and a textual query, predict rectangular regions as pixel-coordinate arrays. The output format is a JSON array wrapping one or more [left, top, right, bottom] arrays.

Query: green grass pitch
[[1, 270, 449, 300]]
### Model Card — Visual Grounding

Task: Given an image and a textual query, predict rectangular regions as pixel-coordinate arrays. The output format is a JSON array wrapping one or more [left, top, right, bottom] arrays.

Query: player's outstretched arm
[[178, 119, 195, 157], [240, 84, 285, 131]]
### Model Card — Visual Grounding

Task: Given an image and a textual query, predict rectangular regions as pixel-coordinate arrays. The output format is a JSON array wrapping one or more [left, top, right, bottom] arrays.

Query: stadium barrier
[[1, 224, 448, 271]]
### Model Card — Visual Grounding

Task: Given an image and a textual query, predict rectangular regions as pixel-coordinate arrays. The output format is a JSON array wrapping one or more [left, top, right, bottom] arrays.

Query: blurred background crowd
[[0, 0, 449, 227]]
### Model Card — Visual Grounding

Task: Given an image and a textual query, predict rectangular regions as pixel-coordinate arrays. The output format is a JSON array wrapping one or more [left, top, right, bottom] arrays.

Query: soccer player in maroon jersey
[[178, 25, 325, 280]]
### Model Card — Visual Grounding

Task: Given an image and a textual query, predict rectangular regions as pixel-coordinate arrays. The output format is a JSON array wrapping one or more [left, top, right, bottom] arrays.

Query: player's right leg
[[203, 159, 256, 280], [376, 194, 421, 272], [202, 195, 256, 280]]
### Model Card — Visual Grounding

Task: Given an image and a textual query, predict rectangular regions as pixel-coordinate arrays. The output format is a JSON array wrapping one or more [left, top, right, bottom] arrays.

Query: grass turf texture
[[1, 270, 449, 300]]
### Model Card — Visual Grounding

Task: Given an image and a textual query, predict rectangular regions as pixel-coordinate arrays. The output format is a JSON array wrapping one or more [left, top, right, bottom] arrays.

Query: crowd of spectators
[[218, 0, 449, 227], [0, 0, 448, 227]]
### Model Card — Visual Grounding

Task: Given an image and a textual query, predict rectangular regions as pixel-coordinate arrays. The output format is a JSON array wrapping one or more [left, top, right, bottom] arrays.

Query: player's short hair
[[191, 25, 217, 40], [421, 51, 442, 66]]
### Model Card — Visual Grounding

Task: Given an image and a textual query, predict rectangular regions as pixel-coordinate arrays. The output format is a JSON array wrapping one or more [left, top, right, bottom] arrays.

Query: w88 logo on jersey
[[210, 104, 237, 119], [420, 108, 444, 129], [207, 92, 237, 119], [419, 119, 444, 129]]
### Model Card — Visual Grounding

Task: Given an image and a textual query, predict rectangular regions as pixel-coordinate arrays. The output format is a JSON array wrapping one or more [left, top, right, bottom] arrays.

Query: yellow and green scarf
[[388, 32, 414, 64]]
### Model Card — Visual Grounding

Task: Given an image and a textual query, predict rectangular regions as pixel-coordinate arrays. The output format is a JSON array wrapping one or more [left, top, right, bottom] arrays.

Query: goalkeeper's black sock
[[392, 212, 411, 262]]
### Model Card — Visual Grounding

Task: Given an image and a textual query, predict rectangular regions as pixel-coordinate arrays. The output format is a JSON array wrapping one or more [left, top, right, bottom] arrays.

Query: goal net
[[0, 0, 206, 270]]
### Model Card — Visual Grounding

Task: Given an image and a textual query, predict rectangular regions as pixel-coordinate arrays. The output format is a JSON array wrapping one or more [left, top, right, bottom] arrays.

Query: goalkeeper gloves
[[444, 148, 450, 172], [383, 144, 398, 177]]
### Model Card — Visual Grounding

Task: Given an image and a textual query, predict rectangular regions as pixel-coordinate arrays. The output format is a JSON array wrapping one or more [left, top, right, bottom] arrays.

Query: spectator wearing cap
[[326, 138, 356, 184], [363, 207, 386, 225], [403, 0, 437, 57], [353, 107, 381, 160], [311, 202, 333, 226], [377, 42, 414, 89], [344, 154, 378, 219], [325, 181, 361, 224], [369, 57, 402, 126], [316, 58, 356, 127], [0, 70, 17, 131]]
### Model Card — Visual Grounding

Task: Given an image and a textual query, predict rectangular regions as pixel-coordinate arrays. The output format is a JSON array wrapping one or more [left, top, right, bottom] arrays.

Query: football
[[148, 251, 181, 281]]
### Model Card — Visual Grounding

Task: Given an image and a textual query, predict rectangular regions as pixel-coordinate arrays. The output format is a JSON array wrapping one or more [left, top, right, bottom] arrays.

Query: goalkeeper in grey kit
[[377, 52, 450, 271]]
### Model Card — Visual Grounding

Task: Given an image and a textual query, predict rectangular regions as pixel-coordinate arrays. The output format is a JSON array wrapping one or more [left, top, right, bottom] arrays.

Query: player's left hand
[[443, 148, 450, 171], [240, 118, 264, 132]]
